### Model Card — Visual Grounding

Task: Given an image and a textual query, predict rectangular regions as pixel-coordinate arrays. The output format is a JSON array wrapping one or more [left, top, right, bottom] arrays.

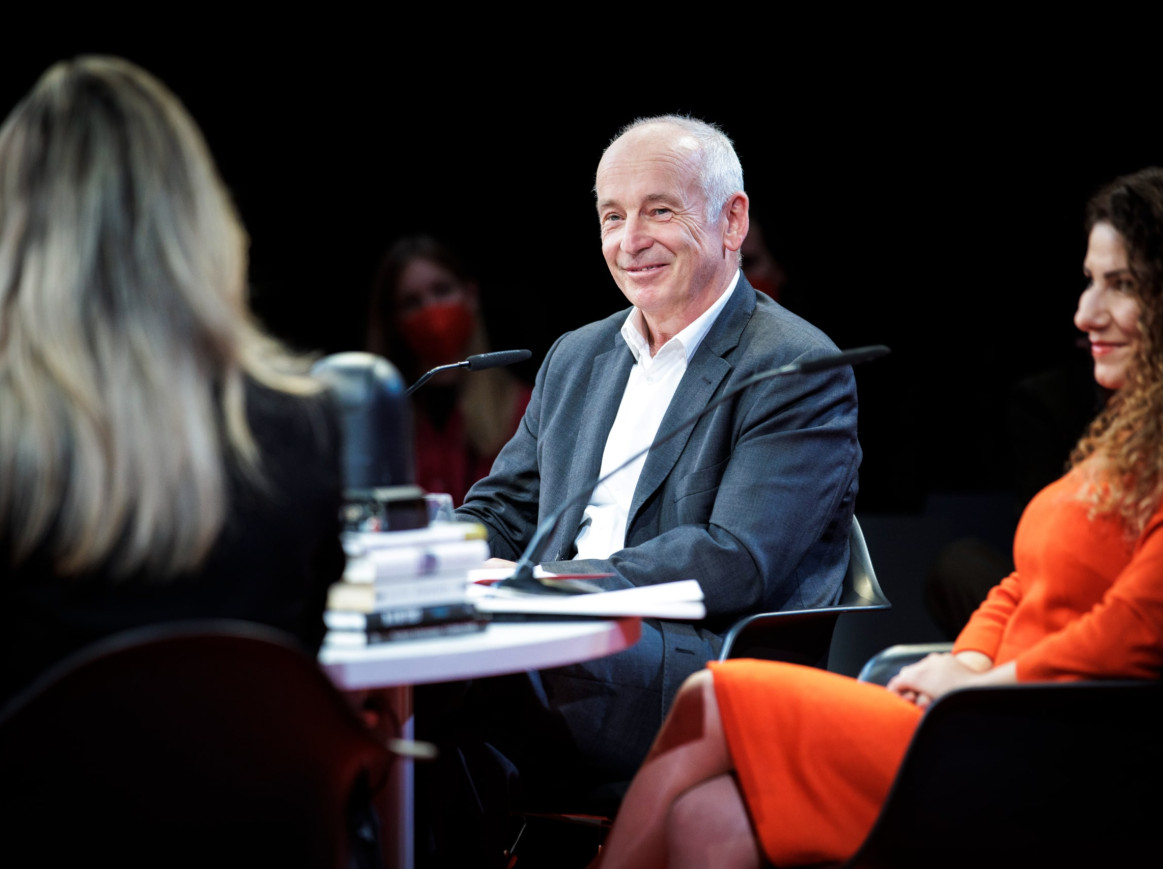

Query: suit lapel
[[627, 280, 756, 531], [550, 334, 634, 560]]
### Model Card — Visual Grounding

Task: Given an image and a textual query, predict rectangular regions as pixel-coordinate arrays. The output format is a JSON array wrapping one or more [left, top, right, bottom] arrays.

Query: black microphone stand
[[406, 350, 532, 397]]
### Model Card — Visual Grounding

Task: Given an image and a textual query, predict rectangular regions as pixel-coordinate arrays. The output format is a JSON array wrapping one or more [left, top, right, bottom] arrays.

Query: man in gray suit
[[431, 114, 859, 861]]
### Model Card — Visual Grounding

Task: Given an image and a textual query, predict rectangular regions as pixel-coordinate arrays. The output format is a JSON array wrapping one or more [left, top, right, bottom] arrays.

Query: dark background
[[5, 35, 1161, 524]]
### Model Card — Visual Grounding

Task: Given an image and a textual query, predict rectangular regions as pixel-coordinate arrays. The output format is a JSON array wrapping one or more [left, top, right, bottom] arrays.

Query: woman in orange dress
[[592, 168, 1163, 869]]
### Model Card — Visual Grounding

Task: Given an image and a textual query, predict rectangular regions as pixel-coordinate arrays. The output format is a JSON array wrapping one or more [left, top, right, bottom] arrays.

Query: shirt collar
[[620, 270, 740, 364]]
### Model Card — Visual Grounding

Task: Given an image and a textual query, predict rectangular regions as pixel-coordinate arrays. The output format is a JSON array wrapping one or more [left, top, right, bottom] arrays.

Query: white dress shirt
[[573, 272, 741, 560]]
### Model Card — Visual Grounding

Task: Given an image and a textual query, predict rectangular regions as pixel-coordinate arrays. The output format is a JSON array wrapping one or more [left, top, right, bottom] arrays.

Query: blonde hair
[[0, 56, 320, 579], [1070, 168, 1163, 536]]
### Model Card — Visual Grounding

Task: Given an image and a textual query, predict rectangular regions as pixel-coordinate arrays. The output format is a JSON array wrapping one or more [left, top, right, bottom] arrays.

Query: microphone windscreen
[[310, 352, 414, 489], [465, 349, 532, 371], [797, 345, 890, 374]]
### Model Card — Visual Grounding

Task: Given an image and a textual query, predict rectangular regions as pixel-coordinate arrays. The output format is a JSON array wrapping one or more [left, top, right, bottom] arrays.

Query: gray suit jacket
[[462, 277, 859, 610], [456, 278, 860, 786]]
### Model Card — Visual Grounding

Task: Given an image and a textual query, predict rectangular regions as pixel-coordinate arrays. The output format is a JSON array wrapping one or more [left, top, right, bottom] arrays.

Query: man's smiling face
[[596, 123, 736, 348]]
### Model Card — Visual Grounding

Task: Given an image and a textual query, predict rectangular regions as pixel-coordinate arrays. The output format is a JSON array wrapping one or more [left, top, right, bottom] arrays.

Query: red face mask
[[399, 301, 476, 367]]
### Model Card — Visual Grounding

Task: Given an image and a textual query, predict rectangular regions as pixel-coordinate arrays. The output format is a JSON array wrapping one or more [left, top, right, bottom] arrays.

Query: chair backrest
[[838, 517, 889, 608], [845, 678, 1163, 868], [718, 516, 891, 662], [0, 619, 394, 868]]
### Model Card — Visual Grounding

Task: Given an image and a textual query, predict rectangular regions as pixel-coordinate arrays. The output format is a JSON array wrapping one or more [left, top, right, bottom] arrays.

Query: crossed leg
[[591, 669, 763, 869]]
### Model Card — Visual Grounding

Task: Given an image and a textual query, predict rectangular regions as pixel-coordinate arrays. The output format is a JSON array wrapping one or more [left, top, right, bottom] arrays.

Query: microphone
[[496, 344, 890, 594], [406, 349, 532, 396], [310, 352, 428, 531], [466, 349, 532, 371], [794, 345, 893, 373]]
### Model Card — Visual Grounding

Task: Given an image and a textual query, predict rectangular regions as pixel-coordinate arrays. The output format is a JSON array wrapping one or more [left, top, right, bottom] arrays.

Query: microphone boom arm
[[405, 349, 532, 397]]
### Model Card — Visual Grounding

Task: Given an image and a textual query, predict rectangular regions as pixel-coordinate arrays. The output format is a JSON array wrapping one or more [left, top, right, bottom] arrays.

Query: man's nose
[[620, 214, 653, 253]]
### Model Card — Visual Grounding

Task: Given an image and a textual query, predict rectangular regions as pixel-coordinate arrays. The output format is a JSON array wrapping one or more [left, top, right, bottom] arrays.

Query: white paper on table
[[468, 566, 565, 584], [467, 577, 706, 620]]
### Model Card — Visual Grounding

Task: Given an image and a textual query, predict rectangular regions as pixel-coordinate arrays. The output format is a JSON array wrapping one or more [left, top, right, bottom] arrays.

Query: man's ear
[[723, 192, 750, 253]]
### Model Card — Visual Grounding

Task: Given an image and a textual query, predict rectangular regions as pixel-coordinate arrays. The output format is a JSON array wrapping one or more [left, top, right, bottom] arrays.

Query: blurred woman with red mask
[[365, 236, 531, 506]]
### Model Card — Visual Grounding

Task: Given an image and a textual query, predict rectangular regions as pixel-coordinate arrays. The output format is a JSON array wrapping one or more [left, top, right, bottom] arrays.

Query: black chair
[[0, 619, 395, 869], [834, 642, 1163, 867], [719, 516, 891, 663]]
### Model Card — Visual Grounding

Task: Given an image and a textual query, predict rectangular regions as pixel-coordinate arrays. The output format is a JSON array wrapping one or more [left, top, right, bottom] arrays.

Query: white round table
[[319, 617, 641, 690], [318, 617, 641, 869]]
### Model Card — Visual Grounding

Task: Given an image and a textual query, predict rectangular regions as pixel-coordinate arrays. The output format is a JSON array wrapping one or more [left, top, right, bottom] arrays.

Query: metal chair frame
[[719, 516, 891, 663]]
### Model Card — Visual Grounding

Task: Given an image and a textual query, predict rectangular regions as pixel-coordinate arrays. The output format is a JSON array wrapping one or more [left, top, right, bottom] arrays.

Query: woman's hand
[[886, 652, 1004, 708]]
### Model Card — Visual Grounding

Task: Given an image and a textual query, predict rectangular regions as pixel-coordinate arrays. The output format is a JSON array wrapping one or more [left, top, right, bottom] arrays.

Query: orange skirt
[[708, 659, 923, 866]]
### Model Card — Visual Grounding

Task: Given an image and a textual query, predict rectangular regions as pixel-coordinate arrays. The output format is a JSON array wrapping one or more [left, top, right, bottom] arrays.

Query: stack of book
[[324, 520, 491, 647]]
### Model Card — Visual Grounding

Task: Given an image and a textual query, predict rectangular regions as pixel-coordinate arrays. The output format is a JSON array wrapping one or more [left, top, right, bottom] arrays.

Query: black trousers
[[414, 620, 713, 867]]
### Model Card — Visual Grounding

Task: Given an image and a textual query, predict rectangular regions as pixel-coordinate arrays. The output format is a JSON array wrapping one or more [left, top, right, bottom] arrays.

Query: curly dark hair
[[1071, 167, 1163, 535]]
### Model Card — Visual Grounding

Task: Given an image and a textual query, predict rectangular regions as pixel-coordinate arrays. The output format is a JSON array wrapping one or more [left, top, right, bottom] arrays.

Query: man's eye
[[652, 208, 671, 217]]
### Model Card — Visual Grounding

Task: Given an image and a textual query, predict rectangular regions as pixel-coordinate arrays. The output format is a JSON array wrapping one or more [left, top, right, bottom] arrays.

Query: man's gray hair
[[610, 114, 745, 222]]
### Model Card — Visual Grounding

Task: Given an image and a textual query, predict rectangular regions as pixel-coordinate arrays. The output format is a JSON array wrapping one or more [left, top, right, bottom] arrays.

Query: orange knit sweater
[[954, 468, 1163, 680]]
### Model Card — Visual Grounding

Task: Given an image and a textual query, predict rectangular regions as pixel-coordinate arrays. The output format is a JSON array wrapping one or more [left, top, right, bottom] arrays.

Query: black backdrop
[[5, 35, 1162, 514]]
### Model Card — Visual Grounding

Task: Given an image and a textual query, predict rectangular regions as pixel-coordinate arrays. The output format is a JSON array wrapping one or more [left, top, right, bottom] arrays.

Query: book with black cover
[[324, 601, 481, 632], [323, 612, 488, 646]]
